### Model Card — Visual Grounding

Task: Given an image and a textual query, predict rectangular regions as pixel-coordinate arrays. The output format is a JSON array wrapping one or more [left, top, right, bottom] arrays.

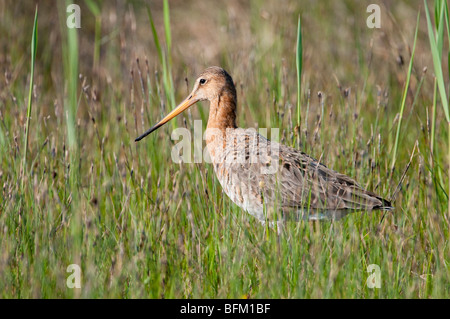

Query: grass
[[296, 15, 302, 129], [425, 0, 450, 218], [0, 0, 449, 298], [391, 12, 420, 172], [22, 6, 38, 188]]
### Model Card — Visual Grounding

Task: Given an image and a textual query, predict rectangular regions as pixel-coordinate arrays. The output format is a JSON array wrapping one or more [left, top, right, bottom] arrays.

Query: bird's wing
[[274, 142, 391, 214]]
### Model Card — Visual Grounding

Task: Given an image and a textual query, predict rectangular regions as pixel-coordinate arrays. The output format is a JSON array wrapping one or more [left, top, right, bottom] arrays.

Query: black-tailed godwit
[[136, 66, 392, 227]]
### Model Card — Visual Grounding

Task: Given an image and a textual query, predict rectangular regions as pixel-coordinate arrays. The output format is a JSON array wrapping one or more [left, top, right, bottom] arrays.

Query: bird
[[135, 66, 393, 228]]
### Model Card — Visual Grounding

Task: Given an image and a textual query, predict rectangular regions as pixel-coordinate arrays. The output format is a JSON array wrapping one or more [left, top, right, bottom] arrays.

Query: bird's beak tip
[[134, 93, 198, 142]]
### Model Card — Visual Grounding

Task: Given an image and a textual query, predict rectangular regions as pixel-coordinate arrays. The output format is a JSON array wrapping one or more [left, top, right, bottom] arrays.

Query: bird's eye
[[199, 78, 206, 85]]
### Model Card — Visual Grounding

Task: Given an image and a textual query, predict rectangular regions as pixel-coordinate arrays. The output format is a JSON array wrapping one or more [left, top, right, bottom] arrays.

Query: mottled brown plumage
[[136, 66, 393, 226]]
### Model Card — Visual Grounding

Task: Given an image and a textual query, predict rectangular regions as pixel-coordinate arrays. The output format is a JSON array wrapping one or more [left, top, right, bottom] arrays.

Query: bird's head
[[135, 66, 236, 142]]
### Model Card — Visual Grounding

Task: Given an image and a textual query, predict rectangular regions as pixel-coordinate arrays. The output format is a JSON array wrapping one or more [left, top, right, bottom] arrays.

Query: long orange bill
[[135, 94, 199, 142]]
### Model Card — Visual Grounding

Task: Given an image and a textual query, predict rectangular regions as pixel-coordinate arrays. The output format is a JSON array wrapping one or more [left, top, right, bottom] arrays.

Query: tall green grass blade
[[65, 0, 79, 152], [391, 12, 420, 171], [425, 0, 450, 218], [0, 120, 4, 150], [424, 0, 449, 123], [431, 79, 437, 156], [62, 3, 83, 285], [435, 0, 445, 60], [163, 0, 172, 56], [22, 6, 38, 185], [434, 0, 440, 30], [296, 15, 302, 127], [445, 1, 450, 82], [147, 6, 163, 65], [147, 3, 176, 129], [163, 0, 175, 111], [445, 1, 450, 37]]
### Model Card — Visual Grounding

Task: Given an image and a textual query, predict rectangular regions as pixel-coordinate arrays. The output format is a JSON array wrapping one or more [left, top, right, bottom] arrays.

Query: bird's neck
[[206, 92, 237, 131], [205, 92, 237, 148]]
